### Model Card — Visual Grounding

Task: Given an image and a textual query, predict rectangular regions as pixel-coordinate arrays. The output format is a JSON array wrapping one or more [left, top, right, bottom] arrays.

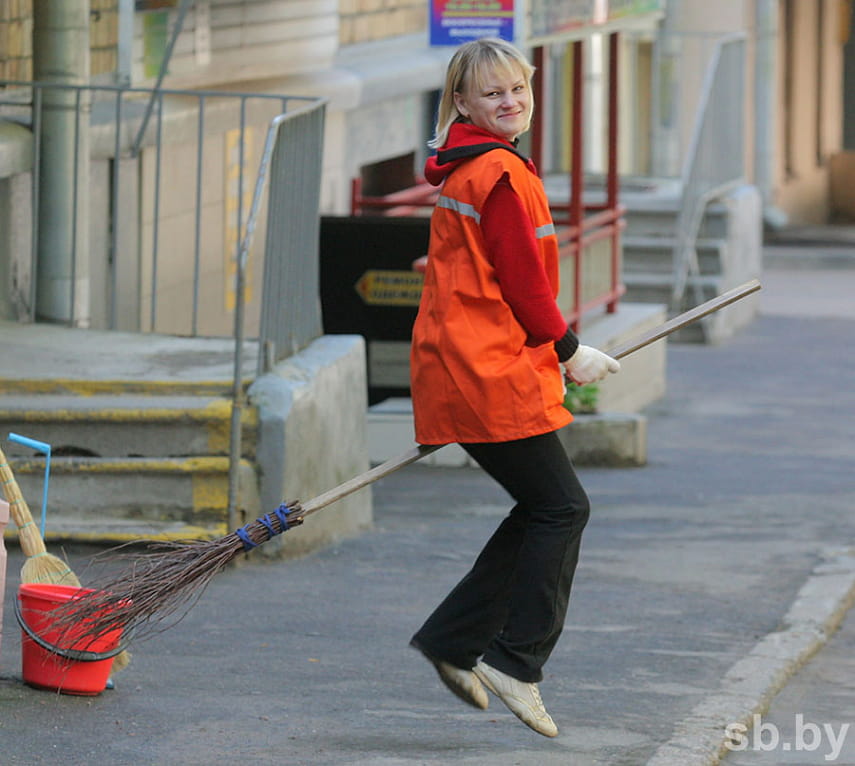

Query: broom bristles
[[21, 552, 81, 586], [49, 502, 305, 647]]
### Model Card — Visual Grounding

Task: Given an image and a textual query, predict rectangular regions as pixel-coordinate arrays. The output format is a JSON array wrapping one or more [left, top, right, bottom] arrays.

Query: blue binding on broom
[[235, 503, 292, 551]]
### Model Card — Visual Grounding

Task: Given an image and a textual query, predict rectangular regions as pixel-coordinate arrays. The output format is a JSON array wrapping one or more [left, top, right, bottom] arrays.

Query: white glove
[[562, 345, 620, 385]]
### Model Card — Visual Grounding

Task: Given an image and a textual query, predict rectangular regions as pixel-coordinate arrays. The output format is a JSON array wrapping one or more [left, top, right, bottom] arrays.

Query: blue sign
[[430, 1, 515, 47]]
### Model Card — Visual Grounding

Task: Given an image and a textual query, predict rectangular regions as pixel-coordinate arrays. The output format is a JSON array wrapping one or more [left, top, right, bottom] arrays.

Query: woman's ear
[[453, 91, 469, 119]]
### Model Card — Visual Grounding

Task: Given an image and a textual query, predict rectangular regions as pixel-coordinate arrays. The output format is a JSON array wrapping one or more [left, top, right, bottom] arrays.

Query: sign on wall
[[430, 0, 516, 46], [135, 0, 178, 9], [429, 0, 664, 47]]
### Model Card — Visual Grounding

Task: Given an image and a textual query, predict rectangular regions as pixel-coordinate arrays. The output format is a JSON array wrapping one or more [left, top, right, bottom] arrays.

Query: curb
[[645, 545, 855, 766]]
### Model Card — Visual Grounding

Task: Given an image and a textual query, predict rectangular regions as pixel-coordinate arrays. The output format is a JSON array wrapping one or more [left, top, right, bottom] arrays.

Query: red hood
[[424, 123, 534, 186]]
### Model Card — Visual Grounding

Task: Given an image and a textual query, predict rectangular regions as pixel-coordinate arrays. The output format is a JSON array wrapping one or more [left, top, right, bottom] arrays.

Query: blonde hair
[[430, 38, 535, 149]]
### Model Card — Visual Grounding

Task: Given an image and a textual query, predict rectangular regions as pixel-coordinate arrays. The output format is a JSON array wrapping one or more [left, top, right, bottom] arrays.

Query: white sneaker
[[474, 660, 558, 737], [413, 645, 489, 710], [433, 659, 489, 710]]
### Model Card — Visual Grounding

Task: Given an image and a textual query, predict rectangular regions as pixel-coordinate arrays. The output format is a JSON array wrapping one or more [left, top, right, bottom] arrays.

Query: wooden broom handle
[[298, 279, 762, 519], [607, 279, 761, 360], [300, 444, 440, 516]]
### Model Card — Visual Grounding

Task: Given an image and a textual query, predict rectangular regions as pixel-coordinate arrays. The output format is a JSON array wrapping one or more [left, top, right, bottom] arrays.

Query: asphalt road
[[1, 242, 853, 765]]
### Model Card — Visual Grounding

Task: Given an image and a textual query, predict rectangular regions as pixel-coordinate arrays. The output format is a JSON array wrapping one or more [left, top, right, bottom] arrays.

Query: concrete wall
[[131, 0, 339, 87], [248, 333, 371, 559]]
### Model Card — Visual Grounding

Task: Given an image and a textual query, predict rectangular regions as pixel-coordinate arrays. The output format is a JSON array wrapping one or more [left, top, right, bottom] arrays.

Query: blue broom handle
[[8, 433, 51, 538]]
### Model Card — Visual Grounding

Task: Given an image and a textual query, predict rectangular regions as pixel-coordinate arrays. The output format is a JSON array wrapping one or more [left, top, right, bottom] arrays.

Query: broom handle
[[0, 444, 47, 554], [297, 279, 761, 519], [300, 444, 440, 516], [607, 279, 761, 360]]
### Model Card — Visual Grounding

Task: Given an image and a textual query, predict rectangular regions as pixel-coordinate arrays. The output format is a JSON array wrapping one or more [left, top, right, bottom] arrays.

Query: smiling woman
[[408, 37, 621, 739]]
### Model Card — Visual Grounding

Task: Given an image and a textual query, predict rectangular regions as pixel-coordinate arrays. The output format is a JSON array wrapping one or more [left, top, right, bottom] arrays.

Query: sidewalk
[[712, 228, 855, 766], [1, 231, 854, 765]]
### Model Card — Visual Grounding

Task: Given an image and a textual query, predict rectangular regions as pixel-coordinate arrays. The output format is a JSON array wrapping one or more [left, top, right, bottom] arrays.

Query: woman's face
[[454, 63, 531, 142]]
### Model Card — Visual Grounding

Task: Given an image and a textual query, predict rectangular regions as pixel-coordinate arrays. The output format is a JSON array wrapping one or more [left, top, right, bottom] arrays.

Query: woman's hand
[[562, 345, 620, 385]]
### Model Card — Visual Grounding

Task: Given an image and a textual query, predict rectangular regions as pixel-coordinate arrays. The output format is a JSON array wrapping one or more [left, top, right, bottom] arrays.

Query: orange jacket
[[410, 140, 572, 445]]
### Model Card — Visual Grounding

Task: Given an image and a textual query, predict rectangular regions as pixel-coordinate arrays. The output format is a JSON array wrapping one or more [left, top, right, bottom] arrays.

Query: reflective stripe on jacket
[[410, 148, 572, 445]]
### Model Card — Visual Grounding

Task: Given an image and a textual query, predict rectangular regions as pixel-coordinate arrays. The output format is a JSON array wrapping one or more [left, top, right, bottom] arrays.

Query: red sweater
[[482, 175, 578, 361]]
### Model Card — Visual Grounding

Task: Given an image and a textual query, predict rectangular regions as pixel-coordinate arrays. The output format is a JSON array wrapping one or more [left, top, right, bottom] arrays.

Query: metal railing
[[227, 99, 326, 527], [534, 36, 624, 332], [0, 81, 323, 339], [667, 35, 746, 310], [257, 103, 326, 373]]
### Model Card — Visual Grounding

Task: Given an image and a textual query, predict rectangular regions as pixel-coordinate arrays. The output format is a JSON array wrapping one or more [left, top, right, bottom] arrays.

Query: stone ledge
[[367, 399, 646, 468], [559, 412, 647, 467]]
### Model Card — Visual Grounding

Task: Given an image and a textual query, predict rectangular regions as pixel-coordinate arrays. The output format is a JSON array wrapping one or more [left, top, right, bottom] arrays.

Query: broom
[[0, 444, 132, 672], [51, 279, 761, 646], [1, 444, 79, 587]]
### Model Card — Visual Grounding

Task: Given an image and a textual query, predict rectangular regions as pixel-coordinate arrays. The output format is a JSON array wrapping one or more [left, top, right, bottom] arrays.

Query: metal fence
[[257, 103, 326, 374], [226, 99, 326, 525], [0, 80, 325, 346]]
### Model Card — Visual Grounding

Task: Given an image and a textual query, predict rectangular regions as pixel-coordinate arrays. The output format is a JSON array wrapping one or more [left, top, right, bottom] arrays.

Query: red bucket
[[16, 583, 126, 696]]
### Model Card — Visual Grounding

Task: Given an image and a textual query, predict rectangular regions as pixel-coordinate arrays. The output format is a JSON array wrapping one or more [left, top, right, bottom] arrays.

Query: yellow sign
[[355, 270, 424, 306]]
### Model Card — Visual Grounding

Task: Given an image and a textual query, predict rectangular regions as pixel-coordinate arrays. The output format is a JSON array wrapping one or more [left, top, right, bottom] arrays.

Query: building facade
[[2, 0, 852, 329]]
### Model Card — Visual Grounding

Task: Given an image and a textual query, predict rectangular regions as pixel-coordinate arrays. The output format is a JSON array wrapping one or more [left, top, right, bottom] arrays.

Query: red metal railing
[[350, 177, 438, 217], [535, 36, 625, 332]]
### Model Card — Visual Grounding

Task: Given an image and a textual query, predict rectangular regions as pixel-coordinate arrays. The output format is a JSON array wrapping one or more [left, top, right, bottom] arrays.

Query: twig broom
[[0, 444, 132, 671], [51, 279, 761, 647], [0, 444, 78, 586]]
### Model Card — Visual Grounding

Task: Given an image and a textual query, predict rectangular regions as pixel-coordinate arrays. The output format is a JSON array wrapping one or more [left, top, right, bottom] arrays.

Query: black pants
[[411, 430, 590, 683]]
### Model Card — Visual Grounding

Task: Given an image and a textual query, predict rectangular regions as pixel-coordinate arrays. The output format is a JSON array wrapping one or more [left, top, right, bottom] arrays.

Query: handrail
[[669, 34, 746, 311], [224, 98, 327, 527]]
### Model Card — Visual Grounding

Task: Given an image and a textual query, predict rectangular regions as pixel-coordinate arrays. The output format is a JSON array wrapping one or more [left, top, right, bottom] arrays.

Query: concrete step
[[623, 201, 731, 240], [0, 394, 255, 458], [622, 273, 761, 344], [622, 274, 721, 343], [623, 272, 722, 305], [0, 323, 265, 542], [2, 455, 261, 543], [0, 377, 236, 397], [623, 235, 726, 275]]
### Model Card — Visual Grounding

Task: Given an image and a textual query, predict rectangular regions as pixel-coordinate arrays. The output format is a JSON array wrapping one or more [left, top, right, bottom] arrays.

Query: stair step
[[623, 200, 731, 240], [622, 274, 723, 313], [3, 455, 261, 543], [623, 235, 726, 275], [623, 271, 722, 291], [0, 378, 239, 397], [0, 395, 255, 458], [0, 321, 258, 398]]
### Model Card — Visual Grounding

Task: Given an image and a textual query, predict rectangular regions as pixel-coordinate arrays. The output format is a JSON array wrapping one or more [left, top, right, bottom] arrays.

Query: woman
[[409, 38, 620, 738]]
